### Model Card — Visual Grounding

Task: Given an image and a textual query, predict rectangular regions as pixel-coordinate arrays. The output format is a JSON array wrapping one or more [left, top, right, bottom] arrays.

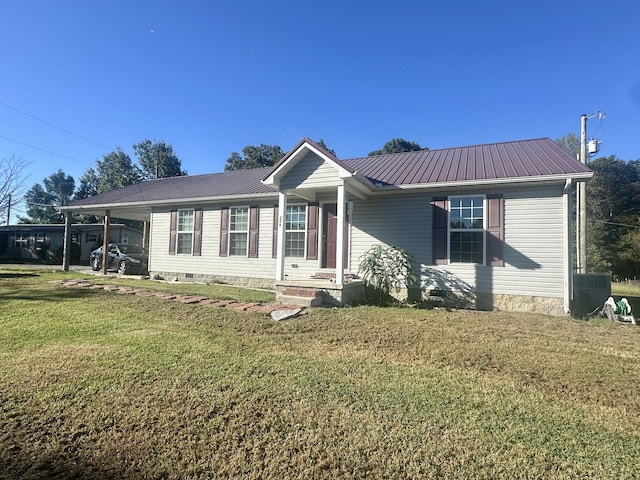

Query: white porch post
[[335, 183, 345, 285], [276, 191, 287, 281]]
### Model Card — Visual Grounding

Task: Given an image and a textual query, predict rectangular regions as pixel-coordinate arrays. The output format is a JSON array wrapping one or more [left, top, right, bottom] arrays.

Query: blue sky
[[1, 1, 639, 221]]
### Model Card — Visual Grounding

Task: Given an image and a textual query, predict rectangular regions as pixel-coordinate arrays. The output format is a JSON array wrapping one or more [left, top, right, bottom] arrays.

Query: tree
[[74, 168, 99, 201], [19, 170, 75, 224], [96, 149, 143, 193], [0, 155, 29, 225], [224, 144, 285, 171], [73, 168, 100, 223], [555, 132, 581, 159], [585, 155, 640, 277], [134, 139, 186, 179], [368, 138, 426, 156], [316, 139, 337, 157]]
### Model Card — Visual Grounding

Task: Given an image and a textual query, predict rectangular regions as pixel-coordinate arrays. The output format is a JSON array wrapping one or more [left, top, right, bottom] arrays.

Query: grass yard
[[1, 267, 640, 479]]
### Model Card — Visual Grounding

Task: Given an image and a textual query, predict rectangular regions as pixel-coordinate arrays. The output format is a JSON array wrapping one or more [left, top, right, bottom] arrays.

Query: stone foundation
[[405, 288, 566, 316]]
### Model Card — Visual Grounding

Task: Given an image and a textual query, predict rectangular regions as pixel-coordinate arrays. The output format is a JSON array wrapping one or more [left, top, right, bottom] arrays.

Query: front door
[[322, 204, 348, 269]]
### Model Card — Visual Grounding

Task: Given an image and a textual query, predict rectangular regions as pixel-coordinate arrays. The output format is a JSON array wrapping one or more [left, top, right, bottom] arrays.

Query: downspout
[[563, 179, 574, 313]]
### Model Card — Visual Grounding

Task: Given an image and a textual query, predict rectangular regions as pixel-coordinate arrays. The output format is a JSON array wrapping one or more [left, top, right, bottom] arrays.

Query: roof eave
[[60, 192, 280, 213], [371, 172, 594, 193]]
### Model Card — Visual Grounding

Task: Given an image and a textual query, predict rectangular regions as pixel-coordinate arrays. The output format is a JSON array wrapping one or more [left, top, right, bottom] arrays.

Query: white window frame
[[448, 195, 486, 265], [176, 209, 194, 255], [285, 204, 306, 258], [13, 232, 29, 248], [228, 206, 249, 256]]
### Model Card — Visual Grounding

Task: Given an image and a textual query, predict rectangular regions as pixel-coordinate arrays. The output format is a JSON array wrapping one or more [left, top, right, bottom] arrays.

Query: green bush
[[358, 244, 418, 305]]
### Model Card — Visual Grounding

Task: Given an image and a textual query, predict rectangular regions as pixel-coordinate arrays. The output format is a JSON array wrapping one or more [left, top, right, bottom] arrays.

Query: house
[[0, 223, 143, 263], [60, 138, 592, 315]]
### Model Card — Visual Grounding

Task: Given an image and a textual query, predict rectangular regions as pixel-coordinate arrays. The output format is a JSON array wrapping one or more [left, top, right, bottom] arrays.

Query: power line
[[0, 134, 93, 165], [0, 101, 113, 150]]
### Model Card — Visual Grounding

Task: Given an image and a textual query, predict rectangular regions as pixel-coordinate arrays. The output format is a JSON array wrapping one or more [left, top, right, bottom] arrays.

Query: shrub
[[358, 244, 418, 305]]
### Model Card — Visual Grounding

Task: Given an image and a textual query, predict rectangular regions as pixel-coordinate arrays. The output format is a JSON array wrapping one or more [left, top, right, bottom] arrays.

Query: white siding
[[279, 153, 342, 190], [350, 185, 566, 299], [149, 203, 277, 279]]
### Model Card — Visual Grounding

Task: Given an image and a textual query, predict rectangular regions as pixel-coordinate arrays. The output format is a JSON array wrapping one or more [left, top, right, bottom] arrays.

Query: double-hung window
[[229, 207, 249, 256], [449, 196, 485, 264], [176, 209, 194, 255], [285, 205, 306, 257]]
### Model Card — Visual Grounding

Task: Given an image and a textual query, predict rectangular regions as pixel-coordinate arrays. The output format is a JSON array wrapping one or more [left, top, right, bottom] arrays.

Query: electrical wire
[[0, 101, 113, 150], [0, 134, 93, 165]]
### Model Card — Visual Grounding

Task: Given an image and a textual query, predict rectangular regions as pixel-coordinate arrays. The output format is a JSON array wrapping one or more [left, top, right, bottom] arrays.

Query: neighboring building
[[60, 138, 592, 314], [0, 223, 143, 263]]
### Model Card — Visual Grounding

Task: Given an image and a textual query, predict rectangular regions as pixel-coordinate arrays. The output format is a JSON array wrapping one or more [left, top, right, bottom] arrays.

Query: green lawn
[[1, 268, 639, 479]]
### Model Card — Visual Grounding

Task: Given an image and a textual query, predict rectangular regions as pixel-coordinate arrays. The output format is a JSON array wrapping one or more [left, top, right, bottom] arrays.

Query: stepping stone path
[[51, 279, 305, 320]]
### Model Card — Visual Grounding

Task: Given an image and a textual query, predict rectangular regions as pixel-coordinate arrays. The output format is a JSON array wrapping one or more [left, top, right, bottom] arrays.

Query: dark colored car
[[90, 243, 148, 275]]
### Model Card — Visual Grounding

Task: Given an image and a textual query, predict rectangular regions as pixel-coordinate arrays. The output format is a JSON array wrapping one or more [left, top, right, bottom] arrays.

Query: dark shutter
[[272, 205, 279, 258], [169, 210, 177, 255], [248, 206, 259, 258], [306, 202, 319, 260], [432, 197, 448, 265], [486, 194, 504, 266], [193, 208, 203, 256], [219, 207, 229, 257]]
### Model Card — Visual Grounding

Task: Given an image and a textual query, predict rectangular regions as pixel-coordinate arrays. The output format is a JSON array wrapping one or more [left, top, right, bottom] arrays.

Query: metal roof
[[64, 138, 591, 211], [67, 166, 277, 208], [345, 138, 591, 186]]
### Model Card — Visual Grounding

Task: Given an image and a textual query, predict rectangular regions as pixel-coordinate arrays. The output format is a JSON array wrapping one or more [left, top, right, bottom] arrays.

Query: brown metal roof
[[345, 138, 591, 186], [67, 167, 277, 208], [65, 138, 590, 211]]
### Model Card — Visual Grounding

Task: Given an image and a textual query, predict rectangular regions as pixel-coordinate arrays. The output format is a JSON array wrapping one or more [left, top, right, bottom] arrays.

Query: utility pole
[[577, 111, 605, 275], [5, 194, 10, 226], [578, 115, 588, 273]]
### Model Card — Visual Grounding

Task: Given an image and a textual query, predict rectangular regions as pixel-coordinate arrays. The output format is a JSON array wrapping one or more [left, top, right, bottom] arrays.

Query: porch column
[[276, 191, 287, 281], [102, 210, 111, 275], [335, 183, 345, 285], [62, 212, 72, 271]]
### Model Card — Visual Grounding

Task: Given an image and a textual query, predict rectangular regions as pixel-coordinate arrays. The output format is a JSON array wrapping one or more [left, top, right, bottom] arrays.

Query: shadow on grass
[[0, 272, 39, 279], [0, 447, 123, 480], [0, 285, 105, 304]]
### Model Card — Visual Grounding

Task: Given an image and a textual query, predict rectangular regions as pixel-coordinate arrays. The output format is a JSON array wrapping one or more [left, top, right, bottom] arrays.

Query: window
[[13, 233, 29, 248], [228, 207, 249, 256], [176, 209, 194, 254], [449, 196, 484, 264], [285, 205, 306, 257], [36, 232, 46, 244]]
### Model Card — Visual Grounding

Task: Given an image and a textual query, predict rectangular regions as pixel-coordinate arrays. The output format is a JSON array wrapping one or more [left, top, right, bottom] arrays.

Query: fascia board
[[370, 172, 593, 194]]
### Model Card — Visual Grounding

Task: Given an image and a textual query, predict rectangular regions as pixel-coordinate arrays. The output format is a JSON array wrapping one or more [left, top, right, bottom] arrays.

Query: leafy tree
[[96, 149, 143, 193], [74, 168, 99, 201], [585, 156, 640, 277], [316, 139, 337, 157], [19, 170, 75, 224], [224, 144, 285, 171], [134, 139, 186, 179], [73, 168, 100, 223], [555, 132, 581, 159], [0, 155, 29, 225], [368, 138, 426, 156]]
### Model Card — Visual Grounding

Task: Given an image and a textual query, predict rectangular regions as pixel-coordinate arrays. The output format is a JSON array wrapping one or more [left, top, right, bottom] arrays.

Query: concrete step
[[277, 293, 325, 307]]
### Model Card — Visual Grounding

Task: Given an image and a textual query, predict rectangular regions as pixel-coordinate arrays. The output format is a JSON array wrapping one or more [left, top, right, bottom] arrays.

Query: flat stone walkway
[[52, 279, 304, 316]]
